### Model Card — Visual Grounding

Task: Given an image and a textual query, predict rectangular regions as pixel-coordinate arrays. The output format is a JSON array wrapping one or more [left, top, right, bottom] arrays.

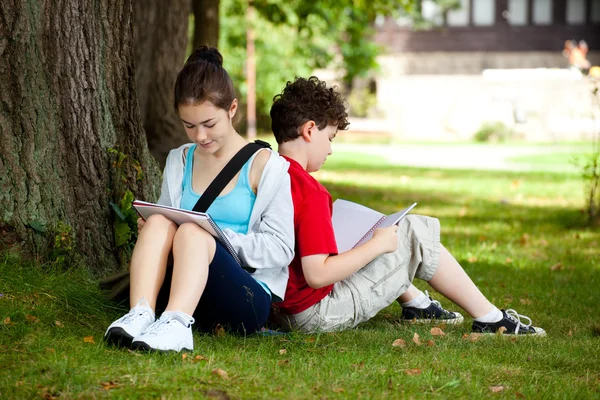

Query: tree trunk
[[133, 0, 191, 167], [193, 0, 220, 48], [0, 0, 160, 273]]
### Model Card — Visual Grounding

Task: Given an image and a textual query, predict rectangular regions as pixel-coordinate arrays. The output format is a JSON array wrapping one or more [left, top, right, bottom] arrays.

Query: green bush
[[473, 121, 513, 142]]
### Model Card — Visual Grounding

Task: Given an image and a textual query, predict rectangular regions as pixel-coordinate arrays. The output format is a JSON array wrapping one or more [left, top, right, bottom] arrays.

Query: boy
[[270, 76, 545, 335]]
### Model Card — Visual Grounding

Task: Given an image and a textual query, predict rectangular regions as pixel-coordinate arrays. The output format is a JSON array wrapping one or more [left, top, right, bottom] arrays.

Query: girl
[[104, 47, 294, 352]]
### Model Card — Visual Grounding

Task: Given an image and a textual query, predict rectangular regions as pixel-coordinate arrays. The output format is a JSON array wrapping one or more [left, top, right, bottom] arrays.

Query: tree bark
[[133, 0, 191, 167], [0, 0, 160, 273], [193, 0, 220, 48]]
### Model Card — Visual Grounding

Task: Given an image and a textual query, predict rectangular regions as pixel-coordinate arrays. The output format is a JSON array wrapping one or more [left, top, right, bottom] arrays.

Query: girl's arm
[[221, 152, 295, 269], [301, 226, 399, 289]]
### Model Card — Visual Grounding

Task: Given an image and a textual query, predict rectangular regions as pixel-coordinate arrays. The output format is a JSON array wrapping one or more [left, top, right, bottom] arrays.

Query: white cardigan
[[157, 143, 294, 302]]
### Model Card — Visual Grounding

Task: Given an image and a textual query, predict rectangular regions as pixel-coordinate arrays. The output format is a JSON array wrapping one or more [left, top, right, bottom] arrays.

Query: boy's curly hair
[[270, 76, 349, 144]]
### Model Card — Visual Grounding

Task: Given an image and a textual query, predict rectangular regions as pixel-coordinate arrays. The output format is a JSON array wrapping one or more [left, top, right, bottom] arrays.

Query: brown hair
[[173, 46, 236, 111], [270, 76, 349, 144]]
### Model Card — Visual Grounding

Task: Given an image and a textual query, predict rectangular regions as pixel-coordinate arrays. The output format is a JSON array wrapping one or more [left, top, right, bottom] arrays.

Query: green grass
[[2, 148, 600, 399]]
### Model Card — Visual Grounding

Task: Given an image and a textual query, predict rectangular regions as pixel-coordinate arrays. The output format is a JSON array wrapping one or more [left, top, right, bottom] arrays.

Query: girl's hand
[[372, 225, 399, 253], [137, 218, 146, 232]]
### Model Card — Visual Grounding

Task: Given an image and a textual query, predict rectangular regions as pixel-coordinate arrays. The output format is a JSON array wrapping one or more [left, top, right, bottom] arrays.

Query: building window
[[566, 0, 585, 24], [473, 0, 495, 26], [533, 0, 553, 25], [447, 0, 470, 26], [508, 0, 528, 25], [422, 0, 444, 26], [592, 0, 600, 23]]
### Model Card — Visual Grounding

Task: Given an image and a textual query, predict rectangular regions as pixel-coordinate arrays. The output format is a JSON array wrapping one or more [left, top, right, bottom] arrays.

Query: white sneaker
[[131, 311, 195, 352], [104, 298, 155, 348]]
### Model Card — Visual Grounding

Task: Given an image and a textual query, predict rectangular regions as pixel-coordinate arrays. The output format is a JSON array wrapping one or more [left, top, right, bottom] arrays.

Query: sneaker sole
[[400, 314, 465, 325], [131, 340, 193, 353], [473, 330, 547, 337], [105, 327, 134, 348]]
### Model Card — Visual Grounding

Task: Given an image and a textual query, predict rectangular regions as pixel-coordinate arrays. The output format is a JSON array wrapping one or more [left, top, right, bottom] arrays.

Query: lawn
[[1, 146, 599, 399]]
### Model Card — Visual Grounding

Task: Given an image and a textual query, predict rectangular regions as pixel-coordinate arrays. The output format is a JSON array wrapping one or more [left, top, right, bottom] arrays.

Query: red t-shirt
[[277, 156, 338, 314]]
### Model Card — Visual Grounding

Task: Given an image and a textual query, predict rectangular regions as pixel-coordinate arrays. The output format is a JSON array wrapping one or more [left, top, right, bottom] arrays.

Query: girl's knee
[[145, 214, 177, 230], [174, 223, 215, 246]]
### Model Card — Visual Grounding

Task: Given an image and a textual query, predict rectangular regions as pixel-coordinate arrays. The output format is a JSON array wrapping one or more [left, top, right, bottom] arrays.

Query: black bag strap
[[192, 140, 271, 213]]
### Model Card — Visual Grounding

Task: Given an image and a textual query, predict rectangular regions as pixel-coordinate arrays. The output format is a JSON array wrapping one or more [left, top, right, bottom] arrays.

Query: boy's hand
[[372, 225, 399, 253], [137, 217, 146, 232]]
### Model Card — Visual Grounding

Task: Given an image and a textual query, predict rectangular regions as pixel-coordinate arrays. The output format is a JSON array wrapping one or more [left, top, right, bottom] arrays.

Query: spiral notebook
[[331, 199, 417, 253], [131, 200, 242, 266]]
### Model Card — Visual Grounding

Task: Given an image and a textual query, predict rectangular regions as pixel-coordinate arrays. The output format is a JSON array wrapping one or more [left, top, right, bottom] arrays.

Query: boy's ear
[[299, 120, 316, 142]]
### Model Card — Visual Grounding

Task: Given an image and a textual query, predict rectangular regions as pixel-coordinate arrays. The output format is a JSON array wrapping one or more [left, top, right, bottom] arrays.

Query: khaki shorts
[[279, 214, 441, 333]]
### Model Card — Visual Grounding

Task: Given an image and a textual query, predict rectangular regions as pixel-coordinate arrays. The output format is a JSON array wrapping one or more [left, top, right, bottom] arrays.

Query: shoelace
[[120, 297, 153, 324], [504, 308, 532, 334], [143, 312, 194, 336], [424, 290, 448, 314]]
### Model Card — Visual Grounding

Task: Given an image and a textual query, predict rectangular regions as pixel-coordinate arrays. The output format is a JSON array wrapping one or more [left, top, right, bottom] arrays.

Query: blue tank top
[[180, 145, 256, 235]]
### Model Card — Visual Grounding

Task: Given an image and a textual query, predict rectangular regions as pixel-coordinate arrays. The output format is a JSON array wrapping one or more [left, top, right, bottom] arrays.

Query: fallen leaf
[[467, 256, 478, 263], [478, 235, 487, 242], [412, 332, 421, 346], [25, 314, 39, 323], [520, 233, 529, 246], [462, 333, 481, 342], [427, 340, 436, 347], [332, 388, 345, 393], [496, 326, 507, 335], [277, 359, 290, 366], [212, 368, 229, 380], [459, 207, 467, 217], [392, 338, 406, 348], [567, 329, 573, 337], [515, 392, 525, 398], [45, 348, 55, 353], [505, 257, 513, 263], [214, 324, 226, 337], [351, 362, 365, 369], [101, 381, 119, 391], [539, 239, 548, 247], [83, 336, 95, 344], [181, 353, 188, 360], [435, 322, 447, 330], [550, 263, 563, 271], [404, 368, 422, 376], [574, 233, 581, 239], [430, 327, 445, 336], [306, 337, 316, 343], [519, 298, 532, 305], [194, 355, 208, 362], [54, 320, 64, 328], [387, 377, 393, 389], [3, 317, 11, 325], [279, 349, 287, 355], [489, 385, 505, 393], [511, 179, 521, 189], [127, 349, 142, 356]]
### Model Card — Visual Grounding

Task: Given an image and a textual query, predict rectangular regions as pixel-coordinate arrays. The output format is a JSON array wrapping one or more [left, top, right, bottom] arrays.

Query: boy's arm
[[302, 225, 399, 289]]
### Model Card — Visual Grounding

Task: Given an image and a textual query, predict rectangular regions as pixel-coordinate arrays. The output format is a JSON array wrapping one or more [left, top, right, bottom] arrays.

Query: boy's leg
[[426, 244, 545, 335], [427, 244, 494, 318]]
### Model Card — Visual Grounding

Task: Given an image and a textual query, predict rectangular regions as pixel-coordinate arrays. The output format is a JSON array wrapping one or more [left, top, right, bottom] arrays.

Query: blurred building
[[358, 0, 600, 141]]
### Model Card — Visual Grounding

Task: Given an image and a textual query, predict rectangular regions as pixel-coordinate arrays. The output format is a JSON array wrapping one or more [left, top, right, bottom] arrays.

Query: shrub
[[473, 121, 513, 143]]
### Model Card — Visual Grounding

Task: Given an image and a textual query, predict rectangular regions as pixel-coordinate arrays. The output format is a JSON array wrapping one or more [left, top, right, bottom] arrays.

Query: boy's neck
[[277, 140, 308, 171]]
